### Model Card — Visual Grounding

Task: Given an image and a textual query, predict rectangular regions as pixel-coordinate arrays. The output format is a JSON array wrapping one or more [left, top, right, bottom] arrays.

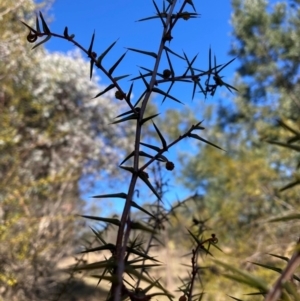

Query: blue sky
[[43, 0, 238, 215]]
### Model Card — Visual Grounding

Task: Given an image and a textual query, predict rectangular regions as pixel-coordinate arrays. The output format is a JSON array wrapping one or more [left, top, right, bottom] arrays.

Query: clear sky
[[43, 0, 238, 214], [45, 0, 237, 89]]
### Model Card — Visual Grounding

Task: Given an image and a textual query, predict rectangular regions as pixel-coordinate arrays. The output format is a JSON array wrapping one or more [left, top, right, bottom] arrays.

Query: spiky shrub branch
[[22, 1, 235, 300]]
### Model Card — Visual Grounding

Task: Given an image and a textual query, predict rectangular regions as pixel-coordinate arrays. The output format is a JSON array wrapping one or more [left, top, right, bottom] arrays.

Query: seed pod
[[115, 90, 126, 100], [166, 161, 175, 171], [181, 12, 191, 21], [163, 69, 172, 79]]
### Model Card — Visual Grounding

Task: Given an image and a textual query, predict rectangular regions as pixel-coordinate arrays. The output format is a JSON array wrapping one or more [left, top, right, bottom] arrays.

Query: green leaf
[[92, 193, 127, 199], [109, 52, 127, 75], [39, 11, 50, 34], [80, 215, 121, 226], [188, 133, 224, 150], [153, 122, 167, 149], [127, 48, 157, 58], [94, 83, 115, 98], [32, 35, 51, 49], [97, 39, 118, 64]]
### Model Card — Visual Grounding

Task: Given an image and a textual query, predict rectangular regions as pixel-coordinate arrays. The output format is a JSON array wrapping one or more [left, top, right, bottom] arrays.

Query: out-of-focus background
[[1, 0, 300, 300]]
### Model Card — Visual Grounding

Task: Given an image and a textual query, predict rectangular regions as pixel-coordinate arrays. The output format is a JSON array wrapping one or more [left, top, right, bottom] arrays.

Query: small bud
[[163, 69, 172, 79], [115, 90, 126, 100], [165, 161, 175, 171], [91, 51, 97, 58]]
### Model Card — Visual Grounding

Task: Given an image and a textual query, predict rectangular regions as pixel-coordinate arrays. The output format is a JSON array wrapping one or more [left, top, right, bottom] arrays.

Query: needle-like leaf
[[153, 122, 167, 149], [138, 172, 161, 200], [80, 215, 121, 226], [88, 31, 95, 55], [32, 35, 51, 49], [35, 15, 41, 33], [97, 39, 118, 64], [140, 113, 160, 125], [152, 87, 183, 104], [188, 133, 224, 150], [94, 83, 115, 98], [140, 142, 161, 152], [127, 48, 157, 59], [152, 0, 166, 26], [92, 193, 127, 199], [111, 113, 138, 124], [39, 11, 50, 34], [109, 52, 127, 75]]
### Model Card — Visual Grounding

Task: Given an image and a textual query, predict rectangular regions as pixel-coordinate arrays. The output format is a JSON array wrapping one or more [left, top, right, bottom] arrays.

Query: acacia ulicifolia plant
[[22, 1, 235, 300]]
